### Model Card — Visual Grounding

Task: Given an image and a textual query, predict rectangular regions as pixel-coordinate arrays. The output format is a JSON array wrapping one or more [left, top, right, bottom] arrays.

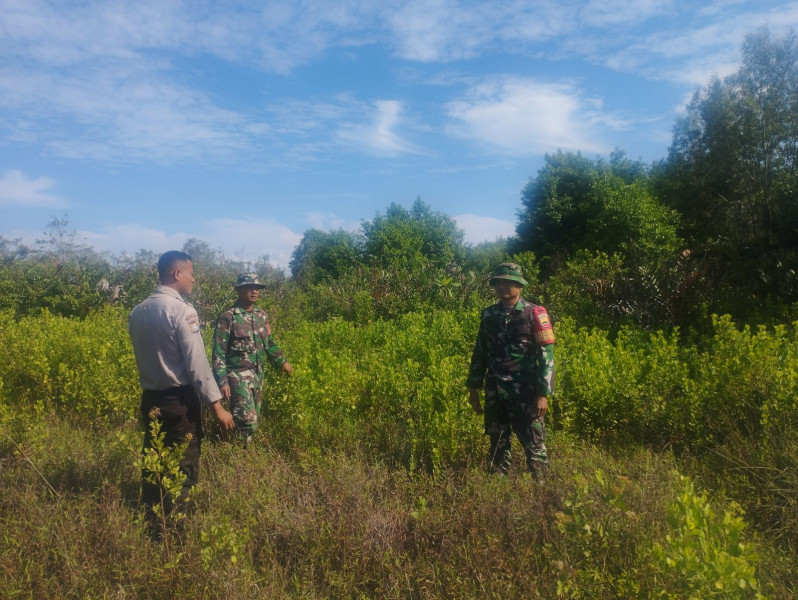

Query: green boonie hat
[[233, 273, 266, 289], [489, 262, 527, 286]]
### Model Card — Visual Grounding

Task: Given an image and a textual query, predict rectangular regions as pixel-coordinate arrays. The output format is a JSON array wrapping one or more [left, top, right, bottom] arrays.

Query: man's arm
[[211, 313, 232, 399], [468, 387, 483, 415], [176, 310, 234, 430], [534, 343, 554, 418], [534, 343, 555, 396], [263, 317, 288, 372], [466, 312, 489, 414], [465, 314, 489, 389]]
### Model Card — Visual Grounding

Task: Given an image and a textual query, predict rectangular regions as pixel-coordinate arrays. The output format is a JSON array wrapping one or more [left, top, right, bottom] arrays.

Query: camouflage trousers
[[484, 377, 548, 478], [227, 371, 264, 439]]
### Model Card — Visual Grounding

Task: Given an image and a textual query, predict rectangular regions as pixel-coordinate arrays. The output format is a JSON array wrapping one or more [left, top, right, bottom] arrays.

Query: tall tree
[[515, 150, 670, 275], [362, 198, 465, 268], [658, 27, 798, 304], [289, 229, 361, 283]]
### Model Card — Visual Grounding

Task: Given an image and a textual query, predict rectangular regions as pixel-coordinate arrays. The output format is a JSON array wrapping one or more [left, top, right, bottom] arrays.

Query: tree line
[[2, 27, 796, 331]]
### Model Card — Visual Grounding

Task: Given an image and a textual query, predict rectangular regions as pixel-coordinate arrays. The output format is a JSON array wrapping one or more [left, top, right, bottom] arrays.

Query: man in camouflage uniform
[[212, 273, 293, 443], [466, 263, 555, 478]]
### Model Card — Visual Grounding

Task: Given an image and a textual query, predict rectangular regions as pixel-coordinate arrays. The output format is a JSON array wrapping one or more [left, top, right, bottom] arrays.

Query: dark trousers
[[484, 378, 548, 476], [140, 385, 203, 515]]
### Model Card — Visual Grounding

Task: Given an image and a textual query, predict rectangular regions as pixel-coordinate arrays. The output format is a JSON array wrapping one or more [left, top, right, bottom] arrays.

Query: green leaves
[[652, 476, 764, 599]]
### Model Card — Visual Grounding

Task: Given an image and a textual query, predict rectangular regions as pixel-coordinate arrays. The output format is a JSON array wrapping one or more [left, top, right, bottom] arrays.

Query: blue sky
[[2, 0, 797, 268]]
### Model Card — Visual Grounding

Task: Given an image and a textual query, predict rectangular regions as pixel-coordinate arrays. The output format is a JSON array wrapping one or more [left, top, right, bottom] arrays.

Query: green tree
[[515, 151, 598, 275], [362, 198, 465, 269], [463, 238, 512, 275], [289, 229, 361, 283], [515, 151, 688, 327], [658, 27, 798, 308], [515, 150, 655, 276]]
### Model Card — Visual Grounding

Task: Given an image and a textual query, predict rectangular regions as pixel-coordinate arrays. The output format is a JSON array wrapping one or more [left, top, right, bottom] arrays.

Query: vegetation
[[1, 27, 798, 598]]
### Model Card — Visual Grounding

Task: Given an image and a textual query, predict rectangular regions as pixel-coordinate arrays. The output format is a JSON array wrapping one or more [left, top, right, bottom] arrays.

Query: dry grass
[[1, 416, 794, 599]]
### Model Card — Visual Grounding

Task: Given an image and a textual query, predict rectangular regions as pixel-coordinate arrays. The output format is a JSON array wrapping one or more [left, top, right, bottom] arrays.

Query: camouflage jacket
[[211, 304, 286, 387], [466, 298, 555, 395]]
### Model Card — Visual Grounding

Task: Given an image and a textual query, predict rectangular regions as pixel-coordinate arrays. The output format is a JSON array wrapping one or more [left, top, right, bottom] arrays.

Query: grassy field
[[1, 307, 797, 598], [3, 412, 766, 599]]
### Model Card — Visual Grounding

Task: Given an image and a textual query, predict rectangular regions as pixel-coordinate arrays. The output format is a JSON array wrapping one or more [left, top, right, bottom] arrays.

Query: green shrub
[[0, 307, 139, 422], [652, 476, 765, 599]]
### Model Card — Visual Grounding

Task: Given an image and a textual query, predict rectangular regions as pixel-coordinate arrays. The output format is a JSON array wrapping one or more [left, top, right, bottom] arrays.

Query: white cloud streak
[[74, 218, 302, 268], [455, 214, 515, 245], [303, 211, 362, 232], [337, 100, 421, 156], [202, 218, 303, 267], [0, 170, 66, 207], [0, 64, 259, 163]]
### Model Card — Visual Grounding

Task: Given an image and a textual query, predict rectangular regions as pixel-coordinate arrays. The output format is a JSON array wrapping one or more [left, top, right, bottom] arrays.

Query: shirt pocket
[[230, 324, 255, 353], [510, 320, 534, 352]]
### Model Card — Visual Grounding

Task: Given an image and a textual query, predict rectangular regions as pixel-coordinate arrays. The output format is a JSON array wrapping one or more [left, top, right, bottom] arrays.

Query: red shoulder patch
[[532, 306, 555, 345]]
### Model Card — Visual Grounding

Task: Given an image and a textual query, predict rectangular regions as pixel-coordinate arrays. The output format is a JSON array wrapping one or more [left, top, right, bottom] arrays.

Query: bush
[[652, 476, 764, 599]]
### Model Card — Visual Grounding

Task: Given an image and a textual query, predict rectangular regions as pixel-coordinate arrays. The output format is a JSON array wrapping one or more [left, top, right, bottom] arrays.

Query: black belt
[[143, 384, 194, 397]]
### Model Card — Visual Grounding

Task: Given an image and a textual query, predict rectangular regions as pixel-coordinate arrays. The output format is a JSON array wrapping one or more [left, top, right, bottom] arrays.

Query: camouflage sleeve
[[535, 343, 555, 396], [264, 321, 287, 370], [211, 313, 231, 386], [466, 316, 489, 388]]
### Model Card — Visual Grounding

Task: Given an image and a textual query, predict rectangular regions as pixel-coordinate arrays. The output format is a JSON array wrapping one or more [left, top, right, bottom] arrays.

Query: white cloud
[[577, 0, 675, 28], [3, 0, 798, 169], [200, 218, 303, 268], [455, 214, 515, 245], [0, 1, 381, 165], [445, 77, 630, 155], [79, 224, 191, 256], [303, 211, 361, 232], [387, 0, 498, 62], [0, 64, 261, 163], [593, 3, 798, 86], [698, 0, 751, 17], [337, 100, 421, 156], [0, 170, 66, 207], [70, 218, 303, 268], [0, 0, 378, 74]]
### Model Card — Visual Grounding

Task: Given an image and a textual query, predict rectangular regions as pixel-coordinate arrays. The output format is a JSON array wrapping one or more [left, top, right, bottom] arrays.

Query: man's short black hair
[[157, 250, 192, 281]]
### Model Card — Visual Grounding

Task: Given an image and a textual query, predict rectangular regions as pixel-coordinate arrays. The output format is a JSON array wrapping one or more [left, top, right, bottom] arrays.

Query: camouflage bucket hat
[[489, 262, 527, 286], [233, 273, 266, 289]]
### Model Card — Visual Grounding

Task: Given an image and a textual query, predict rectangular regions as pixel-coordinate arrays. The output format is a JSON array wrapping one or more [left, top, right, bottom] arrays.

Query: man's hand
[[469, 388, 483, 415], [536, 395, 548, 419], [281, 362, 293, 376], [211, 400, 235, 431], [220, 384, 231, 400]]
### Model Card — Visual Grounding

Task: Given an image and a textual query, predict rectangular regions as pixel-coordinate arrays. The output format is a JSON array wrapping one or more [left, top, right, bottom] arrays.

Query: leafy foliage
[[362, 198, 465, 269], [652, 476, 764, 599], [658, 27, 798, 311], [289, 228, 361, 284]]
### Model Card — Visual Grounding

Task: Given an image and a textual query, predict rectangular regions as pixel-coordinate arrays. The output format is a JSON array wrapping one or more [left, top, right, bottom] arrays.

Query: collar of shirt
[[154, 285, 186, 302], [232, 304, 263, 314], [495, 298, 526, 312]]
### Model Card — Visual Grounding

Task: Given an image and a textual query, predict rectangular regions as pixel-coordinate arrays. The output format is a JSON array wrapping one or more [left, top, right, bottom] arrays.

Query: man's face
[[174, 260, 195, 296], [492, 279, 522, 301], [237, 285, 261, 305]]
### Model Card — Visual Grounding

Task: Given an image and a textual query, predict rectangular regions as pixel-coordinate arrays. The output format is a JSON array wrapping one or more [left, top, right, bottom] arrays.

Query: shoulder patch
[[186, 313, 200, 334], [532, 306, 555, 345]]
